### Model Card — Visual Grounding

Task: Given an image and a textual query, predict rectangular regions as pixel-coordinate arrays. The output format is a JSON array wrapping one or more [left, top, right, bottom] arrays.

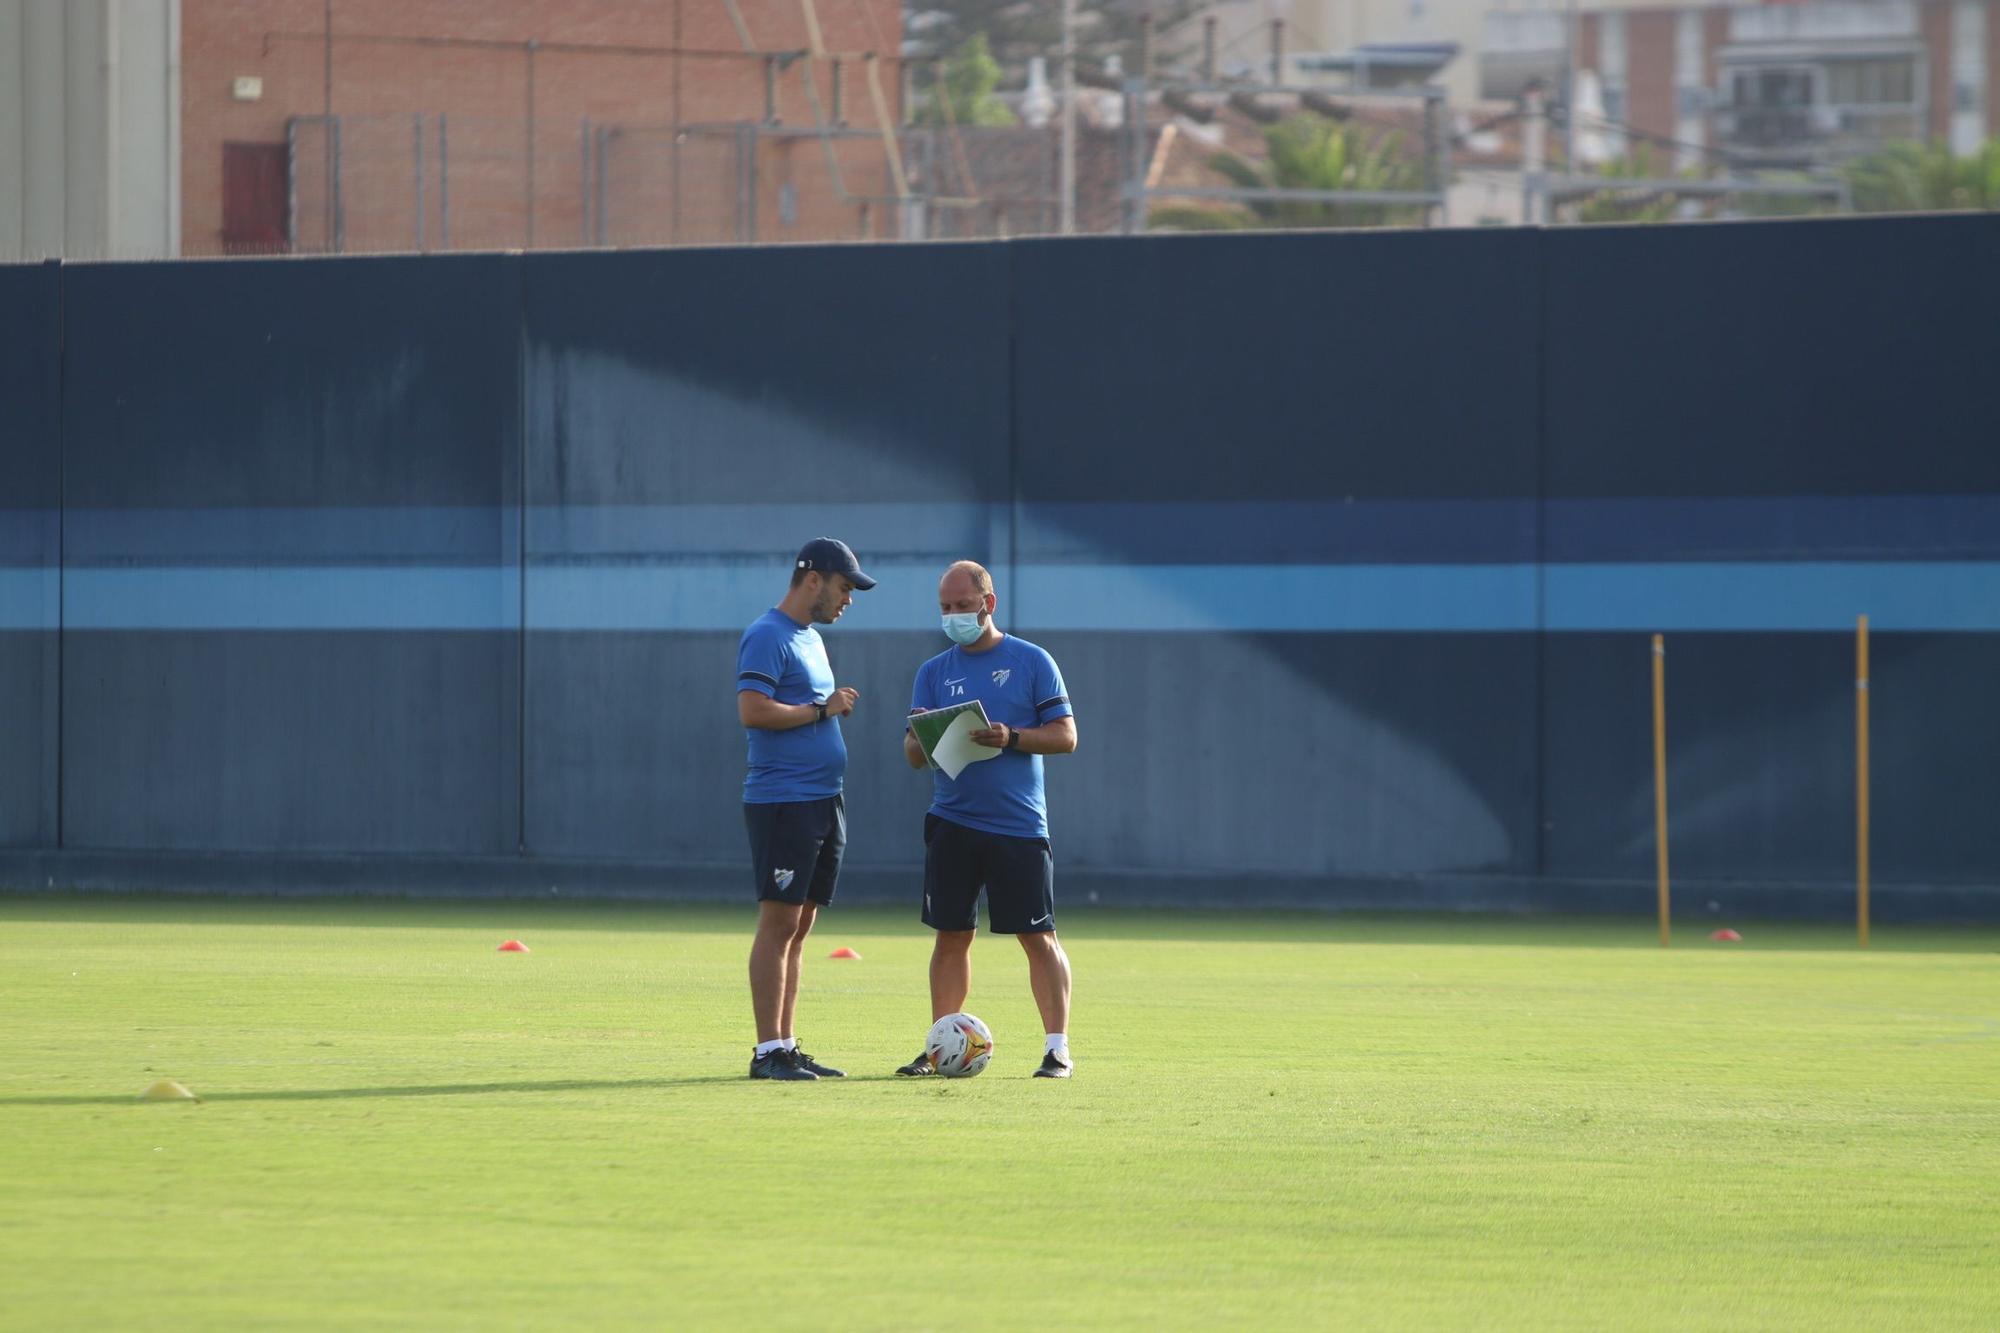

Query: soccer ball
[[925, 1012, 994, 1078]]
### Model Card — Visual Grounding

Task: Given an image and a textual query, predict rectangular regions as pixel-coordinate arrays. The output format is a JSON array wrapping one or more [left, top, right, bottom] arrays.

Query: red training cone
[[1710, 929, 1742, 943], [828, 946, 861, 960], [498, 939, 530, 952]]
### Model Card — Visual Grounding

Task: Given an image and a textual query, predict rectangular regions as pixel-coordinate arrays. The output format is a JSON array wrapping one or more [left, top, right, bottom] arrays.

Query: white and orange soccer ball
[[925, 1012, 994, 1078]]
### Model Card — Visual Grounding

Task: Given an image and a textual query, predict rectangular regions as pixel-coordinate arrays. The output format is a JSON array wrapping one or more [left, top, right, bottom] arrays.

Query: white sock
[[754, 1039, 786, 1057], [780, 1037, 798, 1050], [1045, 1032, 1069, 1058]]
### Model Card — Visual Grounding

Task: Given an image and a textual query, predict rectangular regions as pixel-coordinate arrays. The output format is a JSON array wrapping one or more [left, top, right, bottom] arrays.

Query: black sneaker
[[793, 1047, 845, 1078], [895, 1051, 936, 1077], [749, 1047, 818, 1081], [1033, 1050, 1072, 1079]]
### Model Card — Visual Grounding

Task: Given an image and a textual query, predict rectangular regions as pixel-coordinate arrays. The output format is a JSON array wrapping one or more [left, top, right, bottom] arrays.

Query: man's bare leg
[[749, 900, 805, 1044], [1018, 931, 1072, 1039], [930, 929, 975, 1019]]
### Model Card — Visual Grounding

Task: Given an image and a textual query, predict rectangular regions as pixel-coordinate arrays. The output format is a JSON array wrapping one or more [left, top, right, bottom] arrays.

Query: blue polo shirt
[[910, 634, 1072, 839], [738, 608, 845, 803]]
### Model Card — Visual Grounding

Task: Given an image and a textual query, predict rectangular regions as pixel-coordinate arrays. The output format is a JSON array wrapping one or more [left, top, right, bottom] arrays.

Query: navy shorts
[[922, 813, 1055, 935], [744, 795, 845, 906]]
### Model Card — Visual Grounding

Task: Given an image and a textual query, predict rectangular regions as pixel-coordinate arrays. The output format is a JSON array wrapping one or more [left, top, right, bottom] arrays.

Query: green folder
[[908, 700, 1000, 780]]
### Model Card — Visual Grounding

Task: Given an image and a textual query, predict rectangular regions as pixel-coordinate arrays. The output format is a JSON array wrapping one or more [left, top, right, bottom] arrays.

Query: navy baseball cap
[[795, 537, 876, 590]]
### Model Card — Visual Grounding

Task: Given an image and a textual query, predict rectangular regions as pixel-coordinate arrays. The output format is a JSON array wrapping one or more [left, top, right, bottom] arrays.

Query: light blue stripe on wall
[[30, 560, 2000, 632], [0, 568, 61, 631], [1543, 562, 2000, 631], [528, 558, 951, 632], [1015, 563, 1544, 631], [64, 568, 522, 631]]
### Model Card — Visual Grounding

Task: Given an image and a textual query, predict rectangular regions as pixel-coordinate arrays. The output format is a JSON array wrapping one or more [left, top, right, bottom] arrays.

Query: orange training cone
[[828, 946, 861, 960], [498, 939, 530, 952], [1710, 928, 1742, 942]]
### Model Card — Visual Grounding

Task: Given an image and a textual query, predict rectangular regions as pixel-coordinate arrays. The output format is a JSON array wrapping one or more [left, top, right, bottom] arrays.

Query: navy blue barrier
[[0, 263, 60, 849], [55, 255, 523, 854], [2, 215, 1996, 916], [1539, 214, 2000, 890]]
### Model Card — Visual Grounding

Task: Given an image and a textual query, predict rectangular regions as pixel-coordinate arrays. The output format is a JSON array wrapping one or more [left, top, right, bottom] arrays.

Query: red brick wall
[[1921, 0, 1952, 145], [181, 0, 905, 254], [1623, 10, 1681, 156], [1703, 8, 1728, 94]]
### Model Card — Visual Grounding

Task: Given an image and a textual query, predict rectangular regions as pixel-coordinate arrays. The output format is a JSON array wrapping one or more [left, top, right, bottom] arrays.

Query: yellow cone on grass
[[141, 1079, 199, 1102]]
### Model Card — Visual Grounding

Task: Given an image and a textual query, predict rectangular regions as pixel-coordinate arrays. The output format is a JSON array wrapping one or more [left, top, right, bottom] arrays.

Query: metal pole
[[286, 117, 299, 251], [524, 39, 538, 247], [594, 127, 609, 246], [323, 0, 333, 249], [1060, 0, 1076, 234], [438, 113, 450, 248], [1202, 17, 1217, 84], [737, 123, 758, 242], [579, 116, 591, 245], [1424, 89, 1445, 226], [1523, 83, 1547, 225], [1565, 0, 1578, 179], [1271, 18, 1285, 87], [331, 116, 344, 251], [413, 113, 425, 250], [1123, 80, 1145, 234]]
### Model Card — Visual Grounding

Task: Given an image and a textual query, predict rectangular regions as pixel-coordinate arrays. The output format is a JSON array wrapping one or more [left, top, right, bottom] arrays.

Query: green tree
[[1572, 145, 1685, 224], [914, 33, 1015, 127], [1149, 114, 1428, 231], [1845, 139, 2000, 212]]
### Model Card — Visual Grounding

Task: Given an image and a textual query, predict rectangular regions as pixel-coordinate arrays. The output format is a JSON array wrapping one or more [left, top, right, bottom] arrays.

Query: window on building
[[1732, 69, 1814, 109], [1825, 59, 1915, 106]]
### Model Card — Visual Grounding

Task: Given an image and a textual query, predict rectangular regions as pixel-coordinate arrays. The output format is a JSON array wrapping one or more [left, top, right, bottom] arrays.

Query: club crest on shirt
[[991, 669, 1012, 685]]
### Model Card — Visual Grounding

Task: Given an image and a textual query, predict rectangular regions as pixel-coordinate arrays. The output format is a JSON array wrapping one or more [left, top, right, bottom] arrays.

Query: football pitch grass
[[2, 895, 1995, 1330]]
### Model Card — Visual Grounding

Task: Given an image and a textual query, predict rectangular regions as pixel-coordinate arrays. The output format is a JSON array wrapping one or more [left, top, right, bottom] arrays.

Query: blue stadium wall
[[2, 215, 1995, 919]]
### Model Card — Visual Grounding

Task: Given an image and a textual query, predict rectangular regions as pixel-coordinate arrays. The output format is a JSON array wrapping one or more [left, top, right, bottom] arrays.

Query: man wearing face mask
[[737, 537, 875, 1081], [898, 560, 1079, 1078]]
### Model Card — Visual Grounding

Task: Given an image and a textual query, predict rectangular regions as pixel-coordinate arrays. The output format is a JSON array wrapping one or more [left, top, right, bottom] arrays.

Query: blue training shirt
[[738, 608, 846, 803], [910, 634, 1072, 839]]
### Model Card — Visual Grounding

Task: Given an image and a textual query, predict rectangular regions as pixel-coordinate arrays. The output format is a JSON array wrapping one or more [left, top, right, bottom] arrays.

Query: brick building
[[1485, 0, 2000, 171], [181, 0, 906, 255]]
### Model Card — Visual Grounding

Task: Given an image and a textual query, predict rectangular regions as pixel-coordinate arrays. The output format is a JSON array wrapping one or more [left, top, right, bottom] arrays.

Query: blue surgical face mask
[[942, 611, 985, 646]]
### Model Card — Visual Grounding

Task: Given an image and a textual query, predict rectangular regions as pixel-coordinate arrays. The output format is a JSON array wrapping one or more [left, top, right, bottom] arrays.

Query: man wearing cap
[[737, 538, 876, 1081], [897, 559, 1079, 1079]]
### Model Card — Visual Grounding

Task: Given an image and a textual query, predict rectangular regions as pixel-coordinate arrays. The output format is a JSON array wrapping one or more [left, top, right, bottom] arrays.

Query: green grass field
[[2, 895, 1995, 1329]]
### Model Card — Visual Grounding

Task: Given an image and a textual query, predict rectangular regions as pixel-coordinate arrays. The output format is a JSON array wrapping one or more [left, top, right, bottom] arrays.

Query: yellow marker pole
[[1652, 634, 1670, 947], [1856, 615, 1871, 948]]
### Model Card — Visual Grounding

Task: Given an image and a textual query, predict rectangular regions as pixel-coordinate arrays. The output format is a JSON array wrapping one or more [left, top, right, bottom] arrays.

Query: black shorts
[[921, 813, 1055, 935], [744, 795, 845, 906]]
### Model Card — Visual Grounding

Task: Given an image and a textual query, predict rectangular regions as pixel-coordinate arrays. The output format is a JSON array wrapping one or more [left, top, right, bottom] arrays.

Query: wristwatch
[[814, 702, 828, 723], [1002, 724, 1020, 751]]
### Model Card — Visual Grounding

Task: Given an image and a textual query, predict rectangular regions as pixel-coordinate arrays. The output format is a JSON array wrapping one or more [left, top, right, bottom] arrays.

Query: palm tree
[[1149, 114, 1428, 231]]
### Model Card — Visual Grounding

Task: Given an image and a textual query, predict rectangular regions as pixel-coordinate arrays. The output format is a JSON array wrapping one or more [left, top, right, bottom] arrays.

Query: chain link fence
[[278, 111, 1083, 254]]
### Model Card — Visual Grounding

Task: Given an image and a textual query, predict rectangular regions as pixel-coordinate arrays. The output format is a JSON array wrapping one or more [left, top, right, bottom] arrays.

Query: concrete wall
[[4, 215, 1998, 917]]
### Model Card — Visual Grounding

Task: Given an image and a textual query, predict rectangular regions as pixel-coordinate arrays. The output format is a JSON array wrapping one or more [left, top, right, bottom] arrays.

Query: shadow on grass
[[0, 1072, 904, 1106], [2, 892, 1996, 953]]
